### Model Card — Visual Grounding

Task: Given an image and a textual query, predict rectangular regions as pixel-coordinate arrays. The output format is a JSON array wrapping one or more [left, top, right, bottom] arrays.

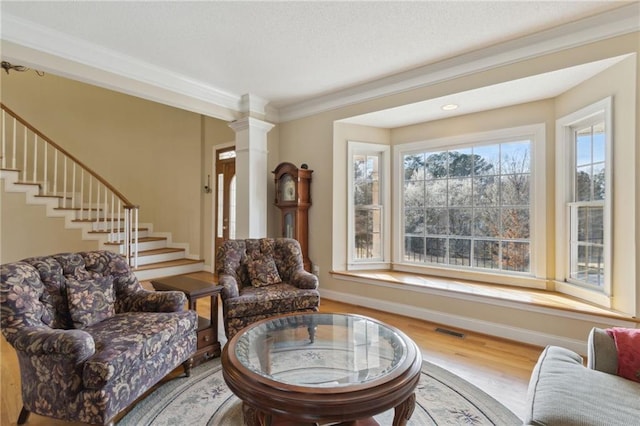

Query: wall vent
[[435, 327, 465, 339]]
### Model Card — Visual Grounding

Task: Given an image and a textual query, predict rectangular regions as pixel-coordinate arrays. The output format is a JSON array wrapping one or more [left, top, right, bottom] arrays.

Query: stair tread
[[89, 227, 149, 234], [134, 258, 203, 271], [73, 218, 125, 223], [138, 247, 185, 256], [104, 236, 167, 245]]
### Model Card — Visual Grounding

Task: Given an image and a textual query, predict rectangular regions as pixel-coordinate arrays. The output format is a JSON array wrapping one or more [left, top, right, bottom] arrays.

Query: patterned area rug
[[120, 358, 520, 425]]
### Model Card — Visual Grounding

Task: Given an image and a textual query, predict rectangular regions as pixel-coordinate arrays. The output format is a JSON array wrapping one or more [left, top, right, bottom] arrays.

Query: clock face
[[281, 174, 296, 202]]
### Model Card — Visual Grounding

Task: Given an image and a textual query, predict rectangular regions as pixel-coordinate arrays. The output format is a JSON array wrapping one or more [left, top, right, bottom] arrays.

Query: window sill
[[330, 269, 637, 324]]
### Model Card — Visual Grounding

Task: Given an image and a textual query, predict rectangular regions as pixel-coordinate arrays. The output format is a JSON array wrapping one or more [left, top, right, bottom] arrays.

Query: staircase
[[0, 104, 204, 280], [1, 166, 205, 281]]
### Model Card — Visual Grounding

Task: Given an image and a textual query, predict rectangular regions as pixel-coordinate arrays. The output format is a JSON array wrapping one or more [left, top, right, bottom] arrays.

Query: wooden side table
[[151, 275, 222, 365]]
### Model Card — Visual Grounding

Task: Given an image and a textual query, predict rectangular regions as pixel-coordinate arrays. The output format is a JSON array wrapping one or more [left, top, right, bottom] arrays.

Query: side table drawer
[[197, 328, 215, 349]]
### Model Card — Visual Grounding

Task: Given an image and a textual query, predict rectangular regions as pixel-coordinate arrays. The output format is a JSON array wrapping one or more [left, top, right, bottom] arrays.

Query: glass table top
[[233, 313, 408, 388]]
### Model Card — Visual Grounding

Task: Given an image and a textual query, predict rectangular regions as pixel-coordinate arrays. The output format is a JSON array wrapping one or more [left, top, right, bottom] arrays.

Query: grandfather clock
[[273, 162, 312, 272]]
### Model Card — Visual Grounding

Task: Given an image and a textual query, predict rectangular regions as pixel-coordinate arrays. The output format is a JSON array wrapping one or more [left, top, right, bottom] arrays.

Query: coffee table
[[221, 312, 422, 426]]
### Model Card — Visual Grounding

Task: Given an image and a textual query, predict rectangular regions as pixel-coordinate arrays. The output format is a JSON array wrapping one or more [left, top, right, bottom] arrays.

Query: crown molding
[[277, 2, 640, 122], [1, 13, 243, 121], [1, 3, 638, 124]]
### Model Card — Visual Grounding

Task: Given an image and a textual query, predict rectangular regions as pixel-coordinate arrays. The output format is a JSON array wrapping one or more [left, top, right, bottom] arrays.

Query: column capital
[[228, 116, 274, 133]]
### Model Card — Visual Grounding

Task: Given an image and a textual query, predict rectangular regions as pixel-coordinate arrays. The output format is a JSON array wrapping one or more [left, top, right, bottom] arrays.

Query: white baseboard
[[320, 288, 588, 354]]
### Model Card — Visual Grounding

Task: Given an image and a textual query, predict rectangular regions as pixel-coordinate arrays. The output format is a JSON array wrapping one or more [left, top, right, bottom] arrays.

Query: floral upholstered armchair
[[215, 238, 320, 339], [0, 250, 197, 426]]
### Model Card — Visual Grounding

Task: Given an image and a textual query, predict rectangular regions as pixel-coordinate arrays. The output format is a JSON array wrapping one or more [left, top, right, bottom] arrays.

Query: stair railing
[[0, 103, 139, 267]]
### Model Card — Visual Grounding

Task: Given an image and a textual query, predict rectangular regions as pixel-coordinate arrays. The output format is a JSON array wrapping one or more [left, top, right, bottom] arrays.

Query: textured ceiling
[[2, 1, 630, 112]]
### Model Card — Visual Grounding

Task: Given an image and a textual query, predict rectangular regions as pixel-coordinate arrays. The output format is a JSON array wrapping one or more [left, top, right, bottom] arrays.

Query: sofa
[[0, 250, 197, 425], [524, 327, 640, 425], [215, 238, 320, 339]]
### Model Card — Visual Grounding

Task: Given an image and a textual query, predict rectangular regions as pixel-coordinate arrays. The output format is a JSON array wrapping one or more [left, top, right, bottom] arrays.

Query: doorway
[[214, 146, 236, 258]]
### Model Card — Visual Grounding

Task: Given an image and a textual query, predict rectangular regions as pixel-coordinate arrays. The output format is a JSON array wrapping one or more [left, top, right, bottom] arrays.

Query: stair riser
[[93, 230, 150, 241], [136, 251, 186, 266], [134, 262, 204, 281]]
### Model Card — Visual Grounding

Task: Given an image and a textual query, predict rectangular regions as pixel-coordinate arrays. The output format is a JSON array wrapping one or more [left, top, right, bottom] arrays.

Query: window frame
[[555, 97, 612, 304], [393, 124, 547, 288], [347, 141, 391, 270]]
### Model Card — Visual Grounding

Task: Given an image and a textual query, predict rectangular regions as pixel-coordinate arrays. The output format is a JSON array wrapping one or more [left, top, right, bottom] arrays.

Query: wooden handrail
[[0, 102, 137, 209]]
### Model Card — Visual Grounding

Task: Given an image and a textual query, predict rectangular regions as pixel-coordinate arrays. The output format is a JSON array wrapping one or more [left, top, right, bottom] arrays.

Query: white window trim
[[555, 97, 612, 306], [347, 141, 391, 270], [392, 124, 547, 288]]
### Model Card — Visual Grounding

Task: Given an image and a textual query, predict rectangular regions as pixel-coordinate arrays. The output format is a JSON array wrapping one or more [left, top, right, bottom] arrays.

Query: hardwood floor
[[1, 272, 544, 425]]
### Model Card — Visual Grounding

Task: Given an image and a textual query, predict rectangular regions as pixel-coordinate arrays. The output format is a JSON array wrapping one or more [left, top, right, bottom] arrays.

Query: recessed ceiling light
[[441, 104, 459, 111]]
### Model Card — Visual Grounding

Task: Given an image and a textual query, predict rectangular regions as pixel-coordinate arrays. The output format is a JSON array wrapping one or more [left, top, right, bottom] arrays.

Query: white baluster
[[1, 110, 5, 169], [79, 168, 84, 218], [124, 208, 130, 264], [32, 135, 37, 183], [104, 186, 108, 228], [12, 117, 16, 169], [63, 156, 68, 208], [22, 127, 27, 181], [43, 143, 48, 195], [53, 150, 58, 195], [96, 181, 100, 224], [133, 207, 139, 268], [117, 200, 122, 249], [72, 163, 77, 209], [88, 175, 93, 221], [109, 193, 115, 242]]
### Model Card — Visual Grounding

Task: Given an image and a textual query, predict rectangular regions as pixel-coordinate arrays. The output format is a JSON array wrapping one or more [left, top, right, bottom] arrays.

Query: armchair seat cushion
[[82, 310, 196, 389], [225, 283, 320, 319], [525, 345, 640, 425]]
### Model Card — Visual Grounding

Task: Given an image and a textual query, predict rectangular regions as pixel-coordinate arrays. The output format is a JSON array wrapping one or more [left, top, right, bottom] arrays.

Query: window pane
[[576, 129, 592, 166], [448, 148, 473, 177], [449, 239, 471, 266], [448, 178, 472, 206], [354, 181, 373, 205], [404, 154, 425, 181], [405, 236, 425, 262], [578, 205, 603, 245], [502, 241, 530, 272], [593, 163, 605, 201], [575, 165, 592, 202], [502, 208, 530, 239], [425, 179, 447, 206], [425, 152, 448, 178], [425, 238, 446, 263], [425, 208, 448, 235], [474, 240, 499, 269], [501, 141, 530, 173], [474, 208, 499, 237], [354, 208, 381, 260], [404, 208, 424, 235], [472, 145, 500, 176], [501, 174, 530, 205], [449, 208, 472, 236], [404, 181, 424, 208], [473, 176, 498, 206]]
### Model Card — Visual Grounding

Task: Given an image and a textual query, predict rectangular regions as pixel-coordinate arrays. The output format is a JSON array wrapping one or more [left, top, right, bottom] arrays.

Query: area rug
[[119, 359, 521, 425]]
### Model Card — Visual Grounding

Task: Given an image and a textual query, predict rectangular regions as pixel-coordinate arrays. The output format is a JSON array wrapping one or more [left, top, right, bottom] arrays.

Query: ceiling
[[1, 1, 638, 126]]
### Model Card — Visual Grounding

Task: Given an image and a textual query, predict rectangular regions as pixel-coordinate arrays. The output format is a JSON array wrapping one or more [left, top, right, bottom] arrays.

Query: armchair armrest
[[219, 274, 240, 299], [291, 269, 318, 290], [587, 327, 618, 374], [120, 289, 187, 313], [12, 327, 95, 363]]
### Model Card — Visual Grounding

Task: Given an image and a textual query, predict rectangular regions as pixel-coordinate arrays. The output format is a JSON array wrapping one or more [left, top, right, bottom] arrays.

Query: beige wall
[[1, 71, 233, 263], [278, 32, 640, 345], [0, 191, 98, 261]]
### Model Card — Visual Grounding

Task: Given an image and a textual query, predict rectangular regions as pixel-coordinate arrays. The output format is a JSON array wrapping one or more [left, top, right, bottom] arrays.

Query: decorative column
[[229, 116, 274, 239]]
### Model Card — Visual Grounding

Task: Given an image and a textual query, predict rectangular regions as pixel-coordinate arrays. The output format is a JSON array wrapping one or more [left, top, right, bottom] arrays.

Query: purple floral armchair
[[0, 250, 197, 425], [215, 238, 320, 339]]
